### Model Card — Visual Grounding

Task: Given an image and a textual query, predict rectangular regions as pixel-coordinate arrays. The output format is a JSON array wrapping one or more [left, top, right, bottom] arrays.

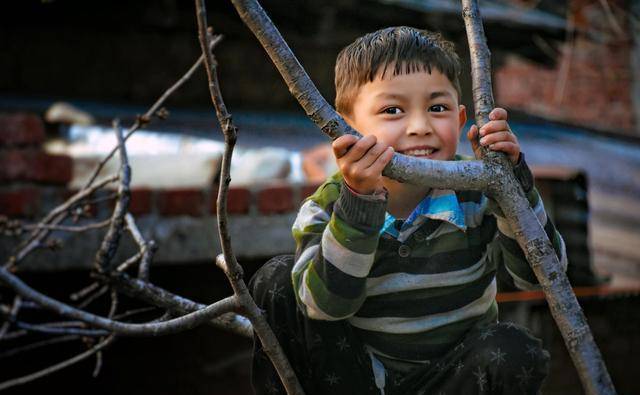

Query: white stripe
[[558, 233, 568, 272], [292, 244, 319, 275], [349, 279, 497, 334], [322, 227, 375, 278], [504, 264, 541, 291], [298, 269, 345, 321], [292, 200, 330, 233], [365, 253, 488, 296]]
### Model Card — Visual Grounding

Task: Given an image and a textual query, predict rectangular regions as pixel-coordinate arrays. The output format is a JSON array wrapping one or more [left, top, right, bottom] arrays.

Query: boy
[[250, 26, 566, 395]]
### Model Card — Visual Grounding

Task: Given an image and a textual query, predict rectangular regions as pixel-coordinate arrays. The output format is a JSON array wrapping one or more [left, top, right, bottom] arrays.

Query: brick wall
[[0, 113, 72, 217], [495, 0, 636, 136]]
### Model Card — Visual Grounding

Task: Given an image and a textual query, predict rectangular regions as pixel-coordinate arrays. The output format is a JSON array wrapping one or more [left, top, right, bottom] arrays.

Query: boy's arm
[[291, 177, 386, 320], [489, 154, 568, 290]]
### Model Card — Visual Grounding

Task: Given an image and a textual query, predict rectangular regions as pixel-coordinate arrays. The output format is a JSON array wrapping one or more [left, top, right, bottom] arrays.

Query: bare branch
[[110, 272, 252, 337], [0, 296, 21, 340], [0, 265, 239, 336], [22, 219, 111, 233], [7, 175, 118, 268], [0, 335, 79, 360], [94, 121, 131, 274], [195, 2, 304, 393], [14, 321, 110, 337], [461, 1, 615, 394], [82, 35, 223, 190]]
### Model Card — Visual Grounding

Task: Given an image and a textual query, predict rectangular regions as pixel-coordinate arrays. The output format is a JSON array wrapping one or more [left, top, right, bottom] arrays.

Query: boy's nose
[[406, 115, 432, 136]]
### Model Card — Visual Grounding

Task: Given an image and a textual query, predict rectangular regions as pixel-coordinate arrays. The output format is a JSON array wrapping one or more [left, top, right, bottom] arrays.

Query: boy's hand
[[467, 108, 520, 165], [332, 134, 394, 195]]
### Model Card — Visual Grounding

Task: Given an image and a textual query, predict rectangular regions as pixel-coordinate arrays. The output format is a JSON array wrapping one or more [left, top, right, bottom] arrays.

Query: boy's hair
[[335, 26, 462, 116]]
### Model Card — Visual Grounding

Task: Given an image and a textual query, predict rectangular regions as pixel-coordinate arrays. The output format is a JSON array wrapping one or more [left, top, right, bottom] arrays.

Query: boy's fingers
[[487, 142, 519, 162], [360, 142, 389, 167], [489, 107, 508, 121], [367, 146, 395, 173], [467, 125, 478, 140], [332, 135, 358, 158], [480, 131, 516, 146], [339, 134, 376, 161], [479, 120, 510, 136]]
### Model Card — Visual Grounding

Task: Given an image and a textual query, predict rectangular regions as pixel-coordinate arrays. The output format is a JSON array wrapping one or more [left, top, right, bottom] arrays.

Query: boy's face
[[344, 68, 466, 162]]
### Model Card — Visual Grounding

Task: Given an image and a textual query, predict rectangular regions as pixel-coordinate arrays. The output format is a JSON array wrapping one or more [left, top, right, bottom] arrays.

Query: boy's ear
[[458, 105, 467, 131]]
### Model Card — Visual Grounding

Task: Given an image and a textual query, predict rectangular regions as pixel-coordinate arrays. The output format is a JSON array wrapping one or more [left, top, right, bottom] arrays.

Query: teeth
[[405, 148, 434, 156]]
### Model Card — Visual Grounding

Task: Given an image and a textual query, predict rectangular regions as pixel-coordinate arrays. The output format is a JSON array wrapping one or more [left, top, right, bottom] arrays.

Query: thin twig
[[0, 335, 78, 360], [195, 2, 303, 394], [76, 285, 109, 309], [82, 36, 223, 190], [0, 266, 239, 336], [70, 282, 101, 302], [14, 321, 110, 337], [23, 219, 111, 233], [0, 296, 21, 340], [598, 0, 625, 38], [0, 335, 115, 392], [94, 120, 130, 274], [124, 213, 157, 280], [7, 175, 118, 268]]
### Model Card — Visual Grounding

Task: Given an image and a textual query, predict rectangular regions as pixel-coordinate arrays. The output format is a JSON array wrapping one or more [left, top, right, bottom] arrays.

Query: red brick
[[157, 189, 204, 217], [0, 187, 41, 217], [257, 185, 293, 214], [0, 113, 45, 146], [210, 187, 251, 215], [129, 188, 153, 215], [0, 149, 72, 185]]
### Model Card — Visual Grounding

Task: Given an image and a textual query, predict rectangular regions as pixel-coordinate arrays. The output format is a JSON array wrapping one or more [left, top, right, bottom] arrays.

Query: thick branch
[[461, 1, 615, 394], [228, 0, 490, 191]]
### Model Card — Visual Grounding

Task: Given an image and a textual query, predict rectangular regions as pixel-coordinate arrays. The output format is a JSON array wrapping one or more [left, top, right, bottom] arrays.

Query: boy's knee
[[249, 255, 296, 308], [470, 323, 549, 392]]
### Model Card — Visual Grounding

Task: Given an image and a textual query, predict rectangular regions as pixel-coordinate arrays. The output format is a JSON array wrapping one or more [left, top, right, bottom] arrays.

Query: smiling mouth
[[402, 148, 438, 157]]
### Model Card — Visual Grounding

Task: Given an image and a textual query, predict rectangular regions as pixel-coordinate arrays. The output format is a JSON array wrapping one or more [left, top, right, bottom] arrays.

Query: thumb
[[467, 125, 480, 151]]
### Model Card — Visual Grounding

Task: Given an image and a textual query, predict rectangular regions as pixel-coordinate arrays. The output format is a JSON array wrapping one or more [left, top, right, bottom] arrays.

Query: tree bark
[[461, 1, 615, 394]]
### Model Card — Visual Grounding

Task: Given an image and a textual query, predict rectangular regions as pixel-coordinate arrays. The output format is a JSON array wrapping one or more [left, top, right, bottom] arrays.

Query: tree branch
[[194, 2, 304, 393], [228, 0, 490, 191], [461, 1, 615, 394]]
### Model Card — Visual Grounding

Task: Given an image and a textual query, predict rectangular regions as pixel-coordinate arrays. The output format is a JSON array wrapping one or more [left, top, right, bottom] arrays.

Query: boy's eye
[[429, 104, 448, 112], [382, 107, 402, 115]]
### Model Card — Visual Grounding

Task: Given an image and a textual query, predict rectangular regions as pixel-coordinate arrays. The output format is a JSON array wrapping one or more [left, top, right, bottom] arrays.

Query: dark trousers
[[249, 255, 550, 395]]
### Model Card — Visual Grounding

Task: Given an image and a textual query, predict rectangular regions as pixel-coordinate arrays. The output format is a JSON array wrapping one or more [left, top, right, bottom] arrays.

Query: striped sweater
[[291, 156, 567, 361]]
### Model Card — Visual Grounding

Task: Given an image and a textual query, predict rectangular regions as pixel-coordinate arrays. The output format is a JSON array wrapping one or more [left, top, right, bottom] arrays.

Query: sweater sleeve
[[489, 154, 568, 290], [291, 175, 386, 320]]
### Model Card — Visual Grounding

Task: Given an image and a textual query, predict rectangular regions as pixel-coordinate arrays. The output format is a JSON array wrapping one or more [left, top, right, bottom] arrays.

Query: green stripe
[[357, 302, 498, 350], [306, 262, 366, 318], [329, 215, 380, 254], [526, 187, 541, 208], [502, 245, 538, 284], [306, 174, 342, 210]]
